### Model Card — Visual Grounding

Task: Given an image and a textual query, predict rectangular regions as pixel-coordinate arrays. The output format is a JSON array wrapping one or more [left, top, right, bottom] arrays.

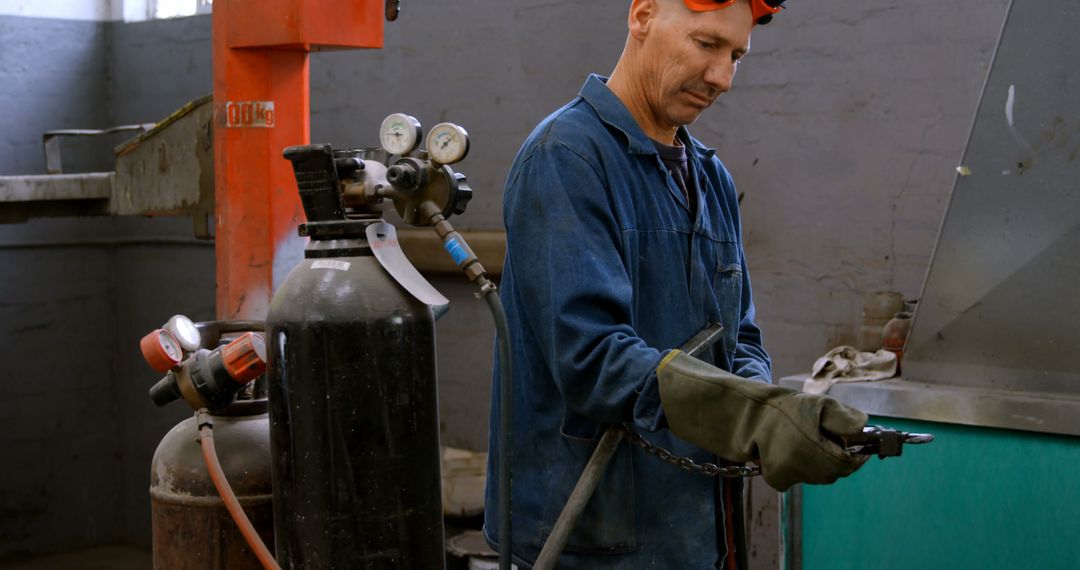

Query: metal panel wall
[[904, 1, 1080, 396]]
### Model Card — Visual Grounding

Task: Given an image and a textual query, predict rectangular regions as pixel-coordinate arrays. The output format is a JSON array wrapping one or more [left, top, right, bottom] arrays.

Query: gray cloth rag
[[802, 346, 898, 395]]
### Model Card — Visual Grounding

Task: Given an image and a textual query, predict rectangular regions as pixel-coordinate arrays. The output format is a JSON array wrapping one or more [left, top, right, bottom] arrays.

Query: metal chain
[[616, 425, 761, 478]]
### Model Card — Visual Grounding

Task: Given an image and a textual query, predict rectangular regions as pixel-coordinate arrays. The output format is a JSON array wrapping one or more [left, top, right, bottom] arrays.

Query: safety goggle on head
[[684, 0, 786, 26]]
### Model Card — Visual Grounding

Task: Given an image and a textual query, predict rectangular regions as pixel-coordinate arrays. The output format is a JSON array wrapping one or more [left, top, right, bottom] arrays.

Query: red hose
[[199, 421, 281, 570]]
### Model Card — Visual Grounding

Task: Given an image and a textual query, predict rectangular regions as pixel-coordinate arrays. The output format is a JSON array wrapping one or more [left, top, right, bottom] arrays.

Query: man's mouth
[[684, 90, 714, 108]]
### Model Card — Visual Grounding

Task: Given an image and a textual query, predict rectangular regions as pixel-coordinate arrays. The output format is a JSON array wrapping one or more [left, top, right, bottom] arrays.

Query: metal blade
[[367, 221, 450, 319]]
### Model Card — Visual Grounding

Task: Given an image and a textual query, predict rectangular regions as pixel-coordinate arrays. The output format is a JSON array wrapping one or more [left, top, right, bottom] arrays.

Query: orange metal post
[[213, 0, 384, 320]]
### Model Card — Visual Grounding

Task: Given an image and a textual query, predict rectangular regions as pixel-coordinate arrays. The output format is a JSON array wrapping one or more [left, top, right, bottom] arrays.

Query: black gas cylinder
[[266, 214, 445, 569]]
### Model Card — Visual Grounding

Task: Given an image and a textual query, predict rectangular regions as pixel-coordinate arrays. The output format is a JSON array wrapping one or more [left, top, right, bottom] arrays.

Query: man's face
[[637, 0, 753, 129]]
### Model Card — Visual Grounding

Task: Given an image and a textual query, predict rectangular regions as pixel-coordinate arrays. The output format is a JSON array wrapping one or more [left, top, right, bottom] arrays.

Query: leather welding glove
[[657, 350, 869, 491]]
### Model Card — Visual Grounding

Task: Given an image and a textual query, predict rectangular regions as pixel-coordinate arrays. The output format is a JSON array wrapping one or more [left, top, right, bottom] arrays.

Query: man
[[485, 1, 869, 567]]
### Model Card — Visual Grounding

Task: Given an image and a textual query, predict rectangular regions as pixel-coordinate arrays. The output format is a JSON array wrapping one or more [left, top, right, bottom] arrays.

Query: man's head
[[609, 0, 754, 139]]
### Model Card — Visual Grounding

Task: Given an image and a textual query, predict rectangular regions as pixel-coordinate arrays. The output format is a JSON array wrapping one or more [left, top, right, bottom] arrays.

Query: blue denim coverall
[[484, 75, 772, 569]]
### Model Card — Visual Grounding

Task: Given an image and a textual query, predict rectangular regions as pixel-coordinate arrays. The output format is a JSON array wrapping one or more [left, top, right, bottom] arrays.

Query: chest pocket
[[710, 240, 743, 367]]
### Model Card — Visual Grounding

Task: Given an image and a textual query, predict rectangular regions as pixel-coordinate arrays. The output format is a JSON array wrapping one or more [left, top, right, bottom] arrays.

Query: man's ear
[[628, 0, 660, 41]]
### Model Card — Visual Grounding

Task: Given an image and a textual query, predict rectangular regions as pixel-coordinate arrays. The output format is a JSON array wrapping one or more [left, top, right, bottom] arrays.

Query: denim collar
[[579, 74, 717, 161]]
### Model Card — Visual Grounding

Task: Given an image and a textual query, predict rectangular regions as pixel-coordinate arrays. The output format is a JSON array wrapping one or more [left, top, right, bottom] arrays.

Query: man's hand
[[657, 350, 869, 491]]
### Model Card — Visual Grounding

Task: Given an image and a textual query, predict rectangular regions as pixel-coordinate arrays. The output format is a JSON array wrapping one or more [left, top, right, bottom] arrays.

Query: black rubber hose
[[483, 287, 513, 570], [425, 212, 513, 568]]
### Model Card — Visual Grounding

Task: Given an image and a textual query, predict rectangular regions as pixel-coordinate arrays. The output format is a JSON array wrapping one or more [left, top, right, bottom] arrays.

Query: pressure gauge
[[140, 329, 183, 373], [379, 113, 423, 155], [426, 123, 470, 164], [163, 314, 201, 353]]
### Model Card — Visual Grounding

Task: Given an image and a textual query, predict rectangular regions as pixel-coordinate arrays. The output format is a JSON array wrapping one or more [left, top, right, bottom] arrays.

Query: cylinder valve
[[147, 331, 267, 410]]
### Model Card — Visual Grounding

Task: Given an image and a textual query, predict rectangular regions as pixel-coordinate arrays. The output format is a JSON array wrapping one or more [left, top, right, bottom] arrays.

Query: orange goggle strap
[[683, 0, 785, 26]]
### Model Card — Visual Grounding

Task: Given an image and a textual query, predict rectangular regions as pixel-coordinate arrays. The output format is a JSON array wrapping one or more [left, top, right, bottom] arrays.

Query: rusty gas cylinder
[[149, 399, 273, 569]]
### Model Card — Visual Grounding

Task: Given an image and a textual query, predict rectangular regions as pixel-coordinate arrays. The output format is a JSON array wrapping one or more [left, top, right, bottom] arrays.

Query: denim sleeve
[[504, 140, 667, 431], [731, 252, 772, 382], [720, 161, 772, 383]]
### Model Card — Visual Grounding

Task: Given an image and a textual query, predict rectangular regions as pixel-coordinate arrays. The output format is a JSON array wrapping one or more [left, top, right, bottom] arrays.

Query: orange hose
[[199, 423, 281, 570]]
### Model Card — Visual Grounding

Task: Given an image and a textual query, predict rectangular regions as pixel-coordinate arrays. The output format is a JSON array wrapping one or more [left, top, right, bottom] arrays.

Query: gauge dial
[[140, 329, 183, 373], [426, 123, 470, 164], [379, 113, 422, 155], [164, 314, 201, 353]]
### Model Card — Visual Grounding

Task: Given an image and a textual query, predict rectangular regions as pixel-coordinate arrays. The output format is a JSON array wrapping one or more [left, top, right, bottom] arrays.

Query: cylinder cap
[[140, 329, 183, 373], [220, 332, 267, 383]]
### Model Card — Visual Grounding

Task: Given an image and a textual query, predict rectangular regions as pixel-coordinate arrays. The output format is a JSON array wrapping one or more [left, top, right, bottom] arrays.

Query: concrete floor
[[0, 546, 150, 570]]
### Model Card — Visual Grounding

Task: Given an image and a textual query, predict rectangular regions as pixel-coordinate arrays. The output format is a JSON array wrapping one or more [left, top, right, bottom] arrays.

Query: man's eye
[[695, 39, 716, 50]]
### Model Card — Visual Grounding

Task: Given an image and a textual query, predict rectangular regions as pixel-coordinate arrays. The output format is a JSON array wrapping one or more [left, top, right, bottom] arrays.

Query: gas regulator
[[285, 114, 491, 286]]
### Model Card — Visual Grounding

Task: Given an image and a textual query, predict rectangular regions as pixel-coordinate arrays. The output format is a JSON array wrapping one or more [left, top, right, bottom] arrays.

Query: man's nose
[[704, 56, 736, 94]]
